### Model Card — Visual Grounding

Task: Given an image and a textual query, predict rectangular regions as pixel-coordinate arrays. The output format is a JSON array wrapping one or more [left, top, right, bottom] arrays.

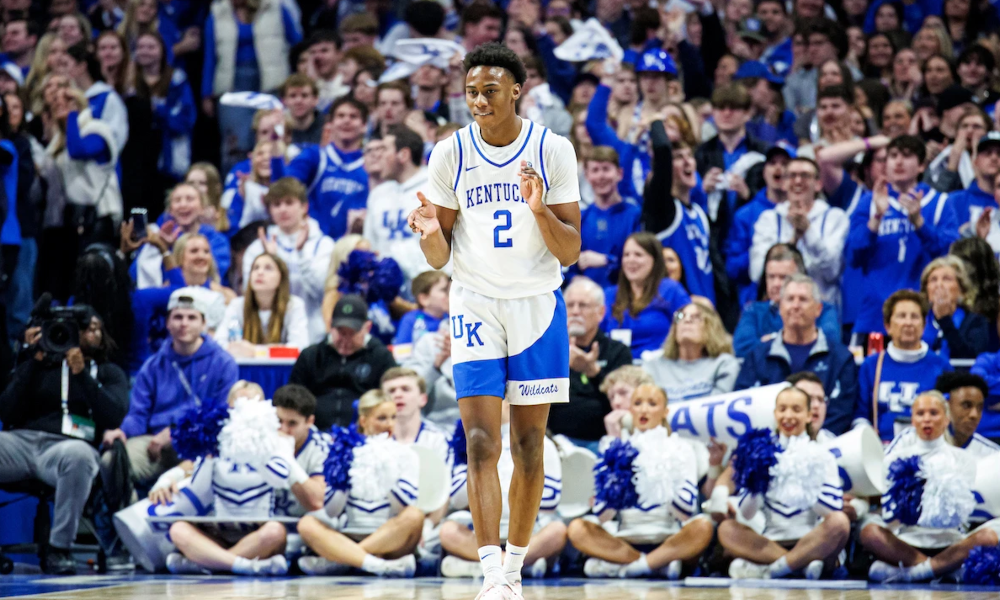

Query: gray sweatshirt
[[642, 352, 740, 403]]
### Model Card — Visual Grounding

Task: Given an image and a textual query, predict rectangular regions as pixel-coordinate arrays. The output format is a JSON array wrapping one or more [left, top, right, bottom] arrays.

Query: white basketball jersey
[[426, 118, 580, 299]]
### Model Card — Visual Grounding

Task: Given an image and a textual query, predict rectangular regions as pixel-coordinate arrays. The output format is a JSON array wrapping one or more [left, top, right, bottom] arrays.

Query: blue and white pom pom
[[349, 433, 420, 502], [337, 249, 404, 305], [323, 425, 366, 493], [217, 397, 283, 464], [963, 545, 1000, 586], [769, 434, 837, 512], [732, 427, 780, 496], [449, 420, 467, 466], [171, 401, 229, 461], [885, 453, 976, 528], [630, 427, 690, 508], [594, 438, 640, 511]]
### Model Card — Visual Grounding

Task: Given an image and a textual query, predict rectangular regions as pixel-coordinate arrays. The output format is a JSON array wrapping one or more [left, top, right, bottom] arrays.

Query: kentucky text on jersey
[[465, 181, 527, 208]]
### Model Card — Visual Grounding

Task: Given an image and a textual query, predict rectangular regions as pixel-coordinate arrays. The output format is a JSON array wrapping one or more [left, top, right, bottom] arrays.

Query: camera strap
[[61, 360, 98, 442], [171, 361, 202, 407]]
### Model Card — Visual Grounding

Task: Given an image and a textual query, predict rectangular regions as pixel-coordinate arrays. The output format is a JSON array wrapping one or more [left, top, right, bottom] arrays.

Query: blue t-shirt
[[574, 200, 642, 287], [602, 279, 693, 360], [785, 341, 815, 374], [394, 310, 448, 345]]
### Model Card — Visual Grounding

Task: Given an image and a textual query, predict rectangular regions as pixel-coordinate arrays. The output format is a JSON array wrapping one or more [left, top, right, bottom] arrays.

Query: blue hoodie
[[726, 189, 778, 307], [845, 183, 958, 335], [948, 179, 997, 232], [970, 351, 1000, 439], [121, 334, 238, 438], [567, 200, 642, 287]]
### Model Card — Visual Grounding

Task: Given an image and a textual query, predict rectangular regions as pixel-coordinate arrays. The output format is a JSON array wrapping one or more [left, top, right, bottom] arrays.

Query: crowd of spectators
[[4, 0, 1000, 577]]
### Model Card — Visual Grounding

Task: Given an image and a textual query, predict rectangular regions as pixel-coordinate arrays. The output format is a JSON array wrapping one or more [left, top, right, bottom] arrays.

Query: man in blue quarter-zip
[[845, 135, 959, 337], [949, 132, 1000, 255]]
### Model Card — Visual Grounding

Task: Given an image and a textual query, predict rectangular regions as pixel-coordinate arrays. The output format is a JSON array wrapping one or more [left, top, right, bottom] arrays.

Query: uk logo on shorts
[[452, 315, 485, 347]]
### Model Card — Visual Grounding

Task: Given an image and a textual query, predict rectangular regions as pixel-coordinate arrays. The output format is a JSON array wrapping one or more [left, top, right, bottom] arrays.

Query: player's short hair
[[882, 289, 929, 324], [339, 13, 379, 37], [584, 145, 620, 167], [599, 365, 654, 395], [887, 134, 927, 165], [264, 177, 307, 207], [376, 80, 415, 109], [711, 83, 752, 111], [463, 42, 527, 86], [817, 84, 853, 105], [273, 384, 318, 418], [281, 73, 318, 97], [327, 96, 370, 123], [411, 270, 449, 300], [936, 372, 989, 399], [381, 366, 428, 394], [386, 125, 424, 166]]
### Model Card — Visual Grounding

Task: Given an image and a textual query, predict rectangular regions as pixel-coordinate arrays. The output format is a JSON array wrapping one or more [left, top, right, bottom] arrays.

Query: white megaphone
[[974, 453, 1000, 519], [821, 425, 886, 496]]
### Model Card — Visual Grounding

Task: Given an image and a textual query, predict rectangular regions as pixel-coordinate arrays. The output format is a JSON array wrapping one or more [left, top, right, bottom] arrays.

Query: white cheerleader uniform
[[594, 427, 702, 546], [271, 426, 332, 518], [736, 432, 843, 543], [871, 429, 977, 548], [449, 424, 562, 537]]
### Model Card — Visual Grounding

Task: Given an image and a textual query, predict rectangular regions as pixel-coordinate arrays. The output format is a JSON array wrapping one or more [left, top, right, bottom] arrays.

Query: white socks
[[905, 560, 934, 582], [768, 556, 791, 578], [361, 555, 389, 575], [621, 554, 651, 578], [503, 543, 528, 584], [479, 545, 504, 582]]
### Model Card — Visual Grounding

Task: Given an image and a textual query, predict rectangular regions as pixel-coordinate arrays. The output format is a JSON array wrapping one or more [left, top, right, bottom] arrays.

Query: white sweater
[[242, 218, 333, 343], [214, 295, 310, 349]]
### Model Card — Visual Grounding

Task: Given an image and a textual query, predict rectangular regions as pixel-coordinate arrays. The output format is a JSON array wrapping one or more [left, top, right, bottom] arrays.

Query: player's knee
[[465, 426, 501, 466], [509, 427, 546, 467], [259, 522, 288, 549], [566, 518, 591, 544]]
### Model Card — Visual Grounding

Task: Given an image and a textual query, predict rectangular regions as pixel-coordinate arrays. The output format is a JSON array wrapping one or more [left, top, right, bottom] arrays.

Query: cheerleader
[[717, 386, 850, 580], [164, 397, 299, 576], [438, 400, 566, 580], [860, 391, 1000, 582], [567, 384, 713, 580], [296, 391, 423, 577]]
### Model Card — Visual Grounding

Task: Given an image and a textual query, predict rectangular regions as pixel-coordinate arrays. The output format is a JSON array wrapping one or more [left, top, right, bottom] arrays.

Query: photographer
[[0, 305, 128, 574]]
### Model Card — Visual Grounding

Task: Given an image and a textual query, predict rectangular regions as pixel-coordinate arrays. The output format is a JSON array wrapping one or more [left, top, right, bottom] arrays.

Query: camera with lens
[[31, 302, 91, 356]]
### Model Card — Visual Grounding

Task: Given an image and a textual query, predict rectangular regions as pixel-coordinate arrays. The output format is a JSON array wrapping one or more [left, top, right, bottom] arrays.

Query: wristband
[[863, 138, 871, 151], [707, 464, 723, 479], [707, 486, 730, 514], [287, 458, 309, 487]]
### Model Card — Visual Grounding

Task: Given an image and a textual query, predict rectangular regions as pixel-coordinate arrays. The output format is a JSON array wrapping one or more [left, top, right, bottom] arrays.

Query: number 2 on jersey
[[493, 210, 513, 248]]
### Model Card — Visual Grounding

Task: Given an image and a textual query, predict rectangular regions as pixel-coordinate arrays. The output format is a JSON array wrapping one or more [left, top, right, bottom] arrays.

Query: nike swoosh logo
[[465, 165, 480, 172], [481, 553, 495, 560]]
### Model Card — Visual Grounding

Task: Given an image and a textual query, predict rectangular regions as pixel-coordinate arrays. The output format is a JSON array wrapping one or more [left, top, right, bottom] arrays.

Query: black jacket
[[548, 331, 633, 442], [929, 311, 990, 360], [289, 337, 397, 430], [0, 356, 129, 447]]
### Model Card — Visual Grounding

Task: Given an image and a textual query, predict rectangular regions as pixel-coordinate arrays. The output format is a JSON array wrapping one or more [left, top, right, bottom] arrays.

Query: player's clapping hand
[[520, 160, 545, 214], [409, 191, 441, 239]]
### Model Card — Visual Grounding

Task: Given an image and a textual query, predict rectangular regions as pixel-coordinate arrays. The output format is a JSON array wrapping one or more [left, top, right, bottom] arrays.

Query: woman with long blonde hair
[[215, 252, 309, 356], [186, 162, 228, 234], [642, 300, 739, 403]]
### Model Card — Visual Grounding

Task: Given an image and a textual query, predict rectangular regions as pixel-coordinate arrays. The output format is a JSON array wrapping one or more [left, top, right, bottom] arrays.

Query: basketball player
[[408, 42, 581, 599]]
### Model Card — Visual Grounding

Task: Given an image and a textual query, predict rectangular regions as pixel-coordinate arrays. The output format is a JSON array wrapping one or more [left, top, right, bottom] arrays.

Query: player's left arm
[[521, 135, 582, 266]]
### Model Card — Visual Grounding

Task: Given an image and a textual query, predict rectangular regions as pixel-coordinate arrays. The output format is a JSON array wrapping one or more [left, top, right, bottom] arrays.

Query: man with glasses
[[735, 273, 858, 435], [547, 277, 631, 453], [750, 157, 848, 310]]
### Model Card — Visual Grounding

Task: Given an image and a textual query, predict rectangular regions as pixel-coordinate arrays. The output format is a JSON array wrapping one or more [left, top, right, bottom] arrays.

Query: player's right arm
[[408, 135, 460, 269]]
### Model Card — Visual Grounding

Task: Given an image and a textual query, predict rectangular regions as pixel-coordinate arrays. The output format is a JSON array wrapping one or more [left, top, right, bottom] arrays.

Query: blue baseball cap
[[978, 131, 1000, 152], [766, 142, 797, 162], [636, 49, 678, 77], [734, 60, 784, 85]]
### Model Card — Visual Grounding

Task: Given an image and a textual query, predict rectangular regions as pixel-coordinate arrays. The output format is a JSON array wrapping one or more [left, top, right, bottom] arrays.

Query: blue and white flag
[[554, 18, 624, 63], [218, 92, 284, 111], [380, 38, 466, 83]]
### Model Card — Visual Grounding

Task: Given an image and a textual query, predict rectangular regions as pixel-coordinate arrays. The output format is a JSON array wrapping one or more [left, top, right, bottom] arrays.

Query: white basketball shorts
[[449, 282, 569, 405]]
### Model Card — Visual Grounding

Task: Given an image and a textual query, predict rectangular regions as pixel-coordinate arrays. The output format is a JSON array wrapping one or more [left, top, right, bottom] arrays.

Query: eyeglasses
[[674, 311, 704, 323], [787, 171, 817, 180]]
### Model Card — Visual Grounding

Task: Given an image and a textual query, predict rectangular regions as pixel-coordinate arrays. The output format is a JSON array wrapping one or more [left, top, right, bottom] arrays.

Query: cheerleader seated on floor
[[714, 386, 850, 580], [149, 381, 265, 506], [567, 384, 713, 580], [164, 395, 301, 576], [297, 390, 424, 578], [859, 391, 1000, 583], [438, 400, 566, 580]]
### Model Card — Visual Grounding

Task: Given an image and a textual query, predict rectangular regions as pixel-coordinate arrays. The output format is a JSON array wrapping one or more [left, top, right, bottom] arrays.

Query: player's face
[[584, 160, 621, 195], [912, 395, 949, 441], [774, 388, 809, 437], [362, 403, 397, 436], [886, 299, 925, 349], [607, 382, 636, 411], [465, 66, 521, 130], [795, 380, 827, 433], [630, 384, 667, 432], [621, 238, 655, 285], [382, 376, 427, 419], [276, 406, 314, 448]]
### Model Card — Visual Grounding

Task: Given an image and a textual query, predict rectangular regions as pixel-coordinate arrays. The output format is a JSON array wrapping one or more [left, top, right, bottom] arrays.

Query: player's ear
[[511, 83, 521, 101]]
